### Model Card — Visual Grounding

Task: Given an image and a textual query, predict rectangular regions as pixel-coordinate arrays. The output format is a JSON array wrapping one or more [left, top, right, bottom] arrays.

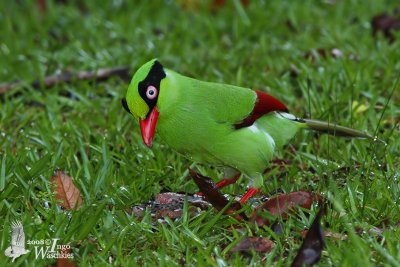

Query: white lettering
[[50, 238, 60, 252], [34, 246, 50, 259]]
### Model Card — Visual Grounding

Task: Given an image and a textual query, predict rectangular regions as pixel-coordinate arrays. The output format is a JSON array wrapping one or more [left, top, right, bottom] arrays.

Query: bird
[[4, 221, 30, 262], [122, 59, 373, 203]]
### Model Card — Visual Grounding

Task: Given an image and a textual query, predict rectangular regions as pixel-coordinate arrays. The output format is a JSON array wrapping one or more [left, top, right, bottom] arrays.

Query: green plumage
[[125, 59, 372, 191]]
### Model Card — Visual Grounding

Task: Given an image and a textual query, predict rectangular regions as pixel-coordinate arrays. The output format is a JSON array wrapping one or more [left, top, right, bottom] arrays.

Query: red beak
[[139, 107, 159, 148]]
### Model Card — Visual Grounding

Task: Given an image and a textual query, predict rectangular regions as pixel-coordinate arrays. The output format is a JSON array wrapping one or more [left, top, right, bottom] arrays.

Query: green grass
[[0, 0, 399, 266]]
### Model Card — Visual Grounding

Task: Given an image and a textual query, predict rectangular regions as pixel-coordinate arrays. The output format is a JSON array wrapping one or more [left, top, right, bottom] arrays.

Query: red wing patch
[[234, 90, 288, 129]]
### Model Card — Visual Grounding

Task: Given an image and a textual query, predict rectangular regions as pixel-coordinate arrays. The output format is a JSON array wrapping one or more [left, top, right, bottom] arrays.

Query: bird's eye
[[146, 85, 158, 100]]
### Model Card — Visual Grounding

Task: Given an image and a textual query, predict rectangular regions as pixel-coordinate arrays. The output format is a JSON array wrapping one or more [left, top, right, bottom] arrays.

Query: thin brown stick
[[0, 66, 131, 95]]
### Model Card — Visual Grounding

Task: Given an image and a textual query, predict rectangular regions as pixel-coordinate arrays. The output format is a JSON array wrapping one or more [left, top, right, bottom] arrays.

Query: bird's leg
[[215, 173, 241, 189], [215, 167, 241, 189], [239, 187, 260, 203], [239, 174, 263, 203]]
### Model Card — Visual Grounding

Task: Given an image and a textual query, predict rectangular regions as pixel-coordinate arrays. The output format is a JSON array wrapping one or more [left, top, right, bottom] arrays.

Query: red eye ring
[[146, 85, 158, 100]]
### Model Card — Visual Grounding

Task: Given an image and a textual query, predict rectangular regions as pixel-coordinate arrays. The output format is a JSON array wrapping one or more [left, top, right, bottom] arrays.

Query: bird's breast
[[155, 107, 228, 164]]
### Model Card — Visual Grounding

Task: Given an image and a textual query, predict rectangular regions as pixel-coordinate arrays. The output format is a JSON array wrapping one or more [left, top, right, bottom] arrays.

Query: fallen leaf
[[252, 191, 321, 227], [190, 169, 247, 220], [300, 230, 347, 241], [231, 237, 275, 253], [265, 192, 320, 217], [354, 225, 386, 242], [154, 202, 189, 219], [372, 14, 400, 42], [129, 192, 211, 220], [51, 170, 83, 210], [368, 226, 384, 237], [56, 248, 76, 267], [291, 207, 325, 267], [154, 192, 206, 206]]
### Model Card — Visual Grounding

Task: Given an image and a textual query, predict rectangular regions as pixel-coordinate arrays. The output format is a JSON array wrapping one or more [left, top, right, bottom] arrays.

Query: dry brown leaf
[[56, 248, 77, 267], [51, 170, 83, 210], [291, 208, 325, 267], [230, 237, 275, 253], [190, 169, 247, 221], [372, 14, 400, 43], [252, 191, 321, 227], [301, 230, 348, 241], [129, 192, 211, 220]]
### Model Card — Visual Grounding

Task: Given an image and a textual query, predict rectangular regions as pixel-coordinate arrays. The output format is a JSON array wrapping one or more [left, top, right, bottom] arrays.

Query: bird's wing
[[188, 81, 257, 125], [233, 90, 288, 129], [188, 78, 287, 127], [11, 221, 25, 248]]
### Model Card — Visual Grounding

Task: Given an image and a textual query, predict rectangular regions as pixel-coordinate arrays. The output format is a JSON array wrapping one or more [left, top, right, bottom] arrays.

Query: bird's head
[[122, 59, 166, 148]]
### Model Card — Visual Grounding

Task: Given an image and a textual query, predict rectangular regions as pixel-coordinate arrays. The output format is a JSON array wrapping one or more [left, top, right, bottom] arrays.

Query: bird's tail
[[303, 118, 373, 139]]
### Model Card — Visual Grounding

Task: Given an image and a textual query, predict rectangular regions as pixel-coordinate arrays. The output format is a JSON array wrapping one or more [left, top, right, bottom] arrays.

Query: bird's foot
[[239, 187, 260, 203]]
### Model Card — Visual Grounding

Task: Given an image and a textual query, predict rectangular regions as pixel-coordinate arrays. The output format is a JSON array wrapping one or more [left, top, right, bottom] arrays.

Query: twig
[[0, 66, 131, 95]]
